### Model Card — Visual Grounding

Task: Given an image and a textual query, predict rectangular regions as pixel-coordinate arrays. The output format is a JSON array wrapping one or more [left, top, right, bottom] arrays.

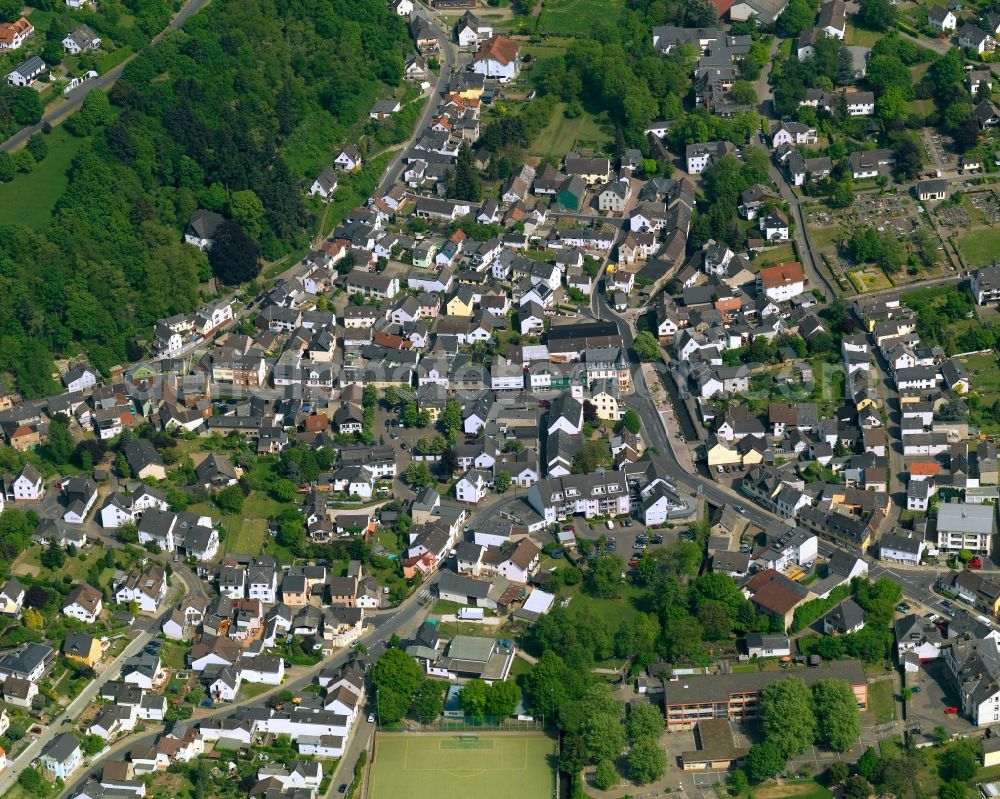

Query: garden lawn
[[961, 352, 1000, 397], [537, 0, 623, 35], [754, 243, 796, 267], [227, 517, 267, 556], [159, 640, 189, 671], [12, 545, 111, 583], [0, 127, 86, 230], [526, 102, 610, 162], [561, 580, 645, 628], [867, 678, 896, 723], [731, 780, 833, 799], [957, 228, 1000, 267], [239, 682, 275, 700], [845, 24, 882, 47], [95, 46, 134, 73], [807, 225, 844, 250]]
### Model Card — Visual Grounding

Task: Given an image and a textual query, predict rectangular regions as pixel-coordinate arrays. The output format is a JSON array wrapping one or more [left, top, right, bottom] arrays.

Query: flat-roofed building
[[680, 719, 750, 771], [662, 660, 867, 731]]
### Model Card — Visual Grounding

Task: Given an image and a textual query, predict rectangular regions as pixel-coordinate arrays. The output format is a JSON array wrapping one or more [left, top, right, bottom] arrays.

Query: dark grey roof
[[438, 571, 490, 599], [822, 598, 866, 633], [187, 209, 224, 239], [42, 732, 80, 763], [124, 439, 162, 473]]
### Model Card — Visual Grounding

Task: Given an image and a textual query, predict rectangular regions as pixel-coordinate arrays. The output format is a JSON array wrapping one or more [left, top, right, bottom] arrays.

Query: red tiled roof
[[474, 36, 520, 66], [759, 262, 805, 288]]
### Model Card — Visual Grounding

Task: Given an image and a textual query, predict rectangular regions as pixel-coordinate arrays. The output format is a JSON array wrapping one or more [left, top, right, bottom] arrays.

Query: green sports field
[[369, 732, 556, 799]]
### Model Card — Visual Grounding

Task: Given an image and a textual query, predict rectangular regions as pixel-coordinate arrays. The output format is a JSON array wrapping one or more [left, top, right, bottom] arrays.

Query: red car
[[970, 559, 984, 569], [944, 707, 959, 715]]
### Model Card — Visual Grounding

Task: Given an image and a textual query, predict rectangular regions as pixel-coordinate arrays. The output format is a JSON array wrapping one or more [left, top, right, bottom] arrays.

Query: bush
[[593, 760, 619, 790]]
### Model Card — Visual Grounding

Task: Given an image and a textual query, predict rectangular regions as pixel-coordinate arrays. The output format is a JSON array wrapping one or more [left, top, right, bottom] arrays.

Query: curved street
[[57, 572, 438, 798], [1, 0, 213, 153]]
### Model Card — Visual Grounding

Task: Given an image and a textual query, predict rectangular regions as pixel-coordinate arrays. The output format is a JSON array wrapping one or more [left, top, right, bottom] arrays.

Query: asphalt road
[[0, 0, 213, 153], [375, 17, 457, 196], [589, 276, 786, 534], [58, 573, 437, 797], [0, 603, 175, 796]]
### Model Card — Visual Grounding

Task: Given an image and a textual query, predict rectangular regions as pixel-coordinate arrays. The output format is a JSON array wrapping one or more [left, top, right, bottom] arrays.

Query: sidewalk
[[640, 363, 696, 472]]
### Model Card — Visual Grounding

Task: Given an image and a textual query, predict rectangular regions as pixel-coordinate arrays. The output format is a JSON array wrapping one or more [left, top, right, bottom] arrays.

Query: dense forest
[[0, 0, 408, 397]]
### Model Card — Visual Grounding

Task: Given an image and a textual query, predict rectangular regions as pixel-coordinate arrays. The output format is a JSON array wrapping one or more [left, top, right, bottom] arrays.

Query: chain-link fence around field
[[377, 715, 548, 733]]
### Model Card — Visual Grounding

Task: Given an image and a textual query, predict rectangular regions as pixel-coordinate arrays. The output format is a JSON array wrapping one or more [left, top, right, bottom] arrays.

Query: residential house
[[62, 584, 103, 624], [472, 36, 520, 83], [928, 6, 957, 31], [757, 262, 805, 302], [40, 734, 82, 780], [7, 55, 44, 87], [936, 502, 995, 555], [821, 598, 866, 635], [184, 209, 224, 249]]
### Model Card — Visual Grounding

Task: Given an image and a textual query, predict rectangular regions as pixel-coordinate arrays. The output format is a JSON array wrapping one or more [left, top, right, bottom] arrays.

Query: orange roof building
[[0, 18, 33, 49], [909, 462, 941, 478], [472, 36, 521, 82], [757, 262, 806, 301]]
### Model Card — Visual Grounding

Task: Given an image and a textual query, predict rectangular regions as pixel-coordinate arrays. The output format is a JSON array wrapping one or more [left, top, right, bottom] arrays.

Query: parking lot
[[565, 515, 688, 561], [905, 659, 977, 741]]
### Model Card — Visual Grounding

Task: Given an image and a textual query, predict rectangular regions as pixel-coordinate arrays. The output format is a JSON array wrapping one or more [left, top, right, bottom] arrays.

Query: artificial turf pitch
[[369, 731, 556, 799]]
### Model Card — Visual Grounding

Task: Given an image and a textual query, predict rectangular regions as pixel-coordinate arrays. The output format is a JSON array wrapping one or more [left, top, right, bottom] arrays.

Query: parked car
[[944, 706, 959, 715], [651, 535, 663, 545], [624, 520, 633, 528], [896, 603, 911, 613], [734, 504, 746, 514], [368, 713, 375, 723], [910, 686, 921, 693], [338, 785, 348, 794], [970, 558, 983, 569]]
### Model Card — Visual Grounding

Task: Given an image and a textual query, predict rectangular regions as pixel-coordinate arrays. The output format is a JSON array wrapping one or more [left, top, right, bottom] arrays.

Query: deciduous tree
[[209, 220, 260, 285], [626, 702, 664, 744], [628, 737, 667, 784], [633, 331, 661, 361], [746, 741, 785, 783], [760, 677, 816, 758], [812, 679, 861, 751]]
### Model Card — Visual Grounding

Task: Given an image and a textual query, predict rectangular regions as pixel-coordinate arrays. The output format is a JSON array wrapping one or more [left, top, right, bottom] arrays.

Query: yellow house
[[590, 380, 622, 422], [983, 736, 1000, 767], [707, 440, 740, 467], [63, 631, 102, 668], [740, 447, 764, 467], [0, 577, 24, 616], [446, 294, 475, 317]]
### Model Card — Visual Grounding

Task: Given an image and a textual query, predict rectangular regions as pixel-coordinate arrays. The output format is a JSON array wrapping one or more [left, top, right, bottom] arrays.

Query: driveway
[[906, 659, 977, 741], [1, 0, 215, 152]]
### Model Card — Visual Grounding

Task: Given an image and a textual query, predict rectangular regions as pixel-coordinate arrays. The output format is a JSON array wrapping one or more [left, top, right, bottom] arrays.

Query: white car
[[368, 713, 375, 723]]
